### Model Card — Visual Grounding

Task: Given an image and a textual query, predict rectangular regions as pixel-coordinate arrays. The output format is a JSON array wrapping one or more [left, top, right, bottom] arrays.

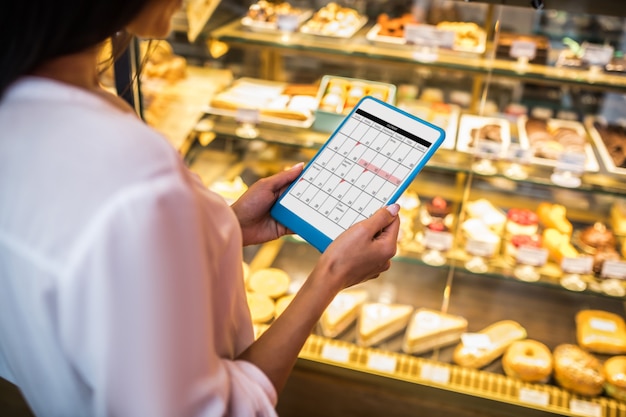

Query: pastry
[[300, 3, 363, 37], [402, 308, 468, 355], [603, 356, 626, 401], [576, 310, 626, 354], [453, 320, 527, 369], [461, 218, 500, 246], [469, 124, 502, 147], [505, 234, 542, 261], [542, 228, 578, 264], [537, 202, 573, 236], [247, 268, 291, 299], [592, 247, 621, 275], [593, 121, 626, 168], [553, 344, 604, 397], [465, 199, 506, 233], [357, 302, 413, 347], [246, 292, 275, 324], [503, 339, 553, 383], [274, 293, 296, 318], [377, 13, 419, 37], [320, 289, 368, 338], [579, 222, 616, 253], [505, 208, 539, 237]]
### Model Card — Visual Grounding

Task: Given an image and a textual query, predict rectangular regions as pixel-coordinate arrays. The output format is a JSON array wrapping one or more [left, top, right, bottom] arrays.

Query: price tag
[[505, 143, 532, 163], [461, 333, 492, 349], [519, 387, 549, 407], [516, 246, 548, 267], [277, 13, 299, 32], [420, 363, 450, 384], [555, 151, 586, 174], [424, 230, 453, 251], [510, 40, 537, 60], [601, 260, 626, 279], [321, 344, 350, 364], [474, 139, 503, 159], [569, 399, 602, 417], [404, 24, 456, 49], [465, 238, 497, 257], [582, 42, 614, 66], [561, 256, 593, 274], [235, 108, 260, 124], [367, 353, 397, 373]]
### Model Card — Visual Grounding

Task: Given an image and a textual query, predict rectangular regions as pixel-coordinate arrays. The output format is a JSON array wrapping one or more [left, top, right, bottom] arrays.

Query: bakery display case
[[138, 0, 626, 415]]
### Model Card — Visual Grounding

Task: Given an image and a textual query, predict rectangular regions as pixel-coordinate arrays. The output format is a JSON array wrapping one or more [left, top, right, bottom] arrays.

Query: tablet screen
[[272, 97, 445, 251]]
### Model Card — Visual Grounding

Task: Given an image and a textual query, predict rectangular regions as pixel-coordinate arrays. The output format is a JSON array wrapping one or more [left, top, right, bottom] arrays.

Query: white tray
[[240, 10, 313, 33], [456, 115, 511, 154], [365, 24, 486, 54], [517, 116, 600, 172], [205, 78, 315, 128], [299, 15, 367, 38]]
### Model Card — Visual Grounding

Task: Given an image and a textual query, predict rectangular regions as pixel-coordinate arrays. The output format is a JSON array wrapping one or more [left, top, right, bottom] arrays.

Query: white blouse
[[0, 78, 277, 416]]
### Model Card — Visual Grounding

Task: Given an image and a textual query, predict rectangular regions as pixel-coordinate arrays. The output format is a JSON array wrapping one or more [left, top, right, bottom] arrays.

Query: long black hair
[[0, 0, 151, 98]]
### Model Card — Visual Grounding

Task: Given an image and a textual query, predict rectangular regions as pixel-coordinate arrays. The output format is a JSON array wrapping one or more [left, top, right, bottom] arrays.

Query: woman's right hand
[[311, 203, 401, 293]]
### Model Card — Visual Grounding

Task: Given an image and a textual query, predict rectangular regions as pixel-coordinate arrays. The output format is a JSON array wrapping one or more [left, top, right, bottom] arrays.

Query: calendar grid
[[286, 109, 429, 234]]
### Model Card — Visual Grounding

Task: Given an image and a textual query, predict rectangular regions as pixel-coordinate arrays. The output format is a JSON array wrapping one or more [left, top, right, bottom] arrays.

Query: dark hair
[[0, 1, 151, 98]]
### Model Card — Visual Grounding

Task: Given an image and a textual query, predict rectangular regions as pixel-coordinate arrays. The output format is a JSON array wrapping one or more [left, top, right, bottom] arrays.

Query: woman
[[0, 1, 400, 416]]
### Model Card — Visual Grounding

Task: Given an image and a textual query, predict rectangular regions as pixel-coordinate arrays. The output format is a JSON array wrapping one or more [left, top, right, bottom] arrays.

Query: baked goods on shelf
[[495, 33, 550, 64], [576, 310, 626, 354], [504, 234, 542, 261], [465, 198, 507, 233], [577, 222, 617, 253], [275, 293, 296, 318], [453, 320, 527, 369], [246, 292, 275, 324], [435, 21, 485, 52], [603, 356, 626, 401], [537, 202, 573, 236], [520, 117, 587, 161], [357, 302, 413, 347], [592, 247, 621, 275], [318, 77, 391, 115], [244, 1, 303, 24], [610, 200, 626, 236], [553, 344, 604, 397], [502, 339, 553, 383], [247, 268, 291, 299], [376, 13, 419, 37], [590, 120, 626, 169], [320, 289, 369, 338], [208, 78, 319, 126], [141, 40, 187, 83], [402, 308, 468, 355], [299, 3, 366, 38]]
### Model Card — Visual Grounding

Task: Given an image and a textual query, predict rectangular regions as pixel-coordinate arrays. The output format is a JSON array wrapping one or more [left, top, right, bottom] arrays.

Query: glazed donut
[[603, 356, 626, 401], [553, 344, 604, 397], [502, 340, 553, 383]]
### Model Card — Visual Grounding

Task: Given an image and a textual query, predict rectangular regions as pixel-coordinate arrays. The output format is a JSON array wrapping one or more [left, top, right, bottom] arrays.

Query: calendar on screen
[[271, 96, 446, 252]]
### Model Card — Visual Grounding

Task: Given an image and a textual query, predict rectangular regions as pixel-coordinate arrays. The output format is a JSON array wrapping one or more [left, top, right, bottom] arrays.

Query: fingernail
[[289, 162, 304, 170], [386, 203, 400, 216]]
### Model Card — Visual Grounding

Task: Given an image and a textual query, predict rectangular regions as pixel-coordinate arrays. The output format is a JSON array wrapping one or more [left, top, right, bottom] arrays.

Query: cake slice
[[402, 308, 468, 354], [320, 289, 368, 338], [357, 302, 413, 347]]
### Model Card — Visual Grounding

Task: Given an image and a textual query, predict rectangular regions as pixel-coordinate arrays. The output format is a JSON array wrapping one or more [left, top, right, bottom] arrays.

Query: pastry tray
[[204, 78, 316, 128], [517, 116, 600, 172], [365, 24, 487, 54], [396, 100, 460, 150], [299, 15, 368, 38], [585, 116, 626, 176], [240, 9, 313, 33], [455, 115, 511, 154]]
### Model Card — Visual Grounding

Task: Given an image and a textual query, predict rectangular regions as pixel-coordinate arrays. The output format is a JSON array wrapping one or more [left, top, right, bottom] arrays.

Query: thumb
[[364, 203, 400, 234], [269, 162, 305, 192]]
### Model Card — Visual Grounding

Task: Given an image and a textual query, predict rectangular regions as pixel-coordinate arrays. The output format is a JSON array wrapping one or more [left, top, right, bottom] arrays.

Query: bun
[[453, 320, 526, 369], [553, 344, 604, 397], [576, 310, 626, 354], [502, 340, 553, 382], [247, 268, 290, 299], [603, 356, 626, 401]]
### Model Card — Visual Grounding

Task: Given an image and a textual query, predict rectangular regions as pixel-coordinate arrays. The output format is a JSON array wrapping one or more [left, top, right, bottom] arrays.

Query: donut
[[603, 356, 626, 401], [502, 340, 553, 383], [553, 344, 604, 397]]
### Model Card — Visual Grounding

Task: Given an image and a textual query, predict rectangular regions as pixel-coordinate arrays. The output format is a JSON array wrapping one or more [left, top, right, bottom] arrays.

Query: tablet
[[271, 96, 446, 252]]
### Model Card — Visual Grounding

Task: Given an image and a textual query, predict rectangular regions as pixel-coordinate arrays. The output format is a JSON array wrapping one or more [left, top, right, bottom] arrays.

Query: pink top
[[0, 77, 277, 416]]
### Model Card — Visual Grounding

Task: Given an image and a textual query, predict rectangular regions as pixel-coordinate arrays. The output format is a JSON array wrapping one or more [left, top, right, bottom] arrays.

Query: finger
[[270, 162, 305, 193], [363, 204, 400, 235]]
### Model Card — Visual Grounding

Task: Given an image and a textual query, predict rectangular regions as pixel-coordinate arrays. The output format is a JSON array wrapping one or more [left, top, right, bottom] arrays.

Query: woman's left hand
[[231, 163, 304, 246]]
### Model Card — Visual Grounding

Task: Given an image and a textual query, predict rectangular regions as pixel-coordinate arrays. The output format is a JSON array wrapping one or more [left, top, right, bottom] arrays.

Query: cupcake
[[506, 208, 539, 237]]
